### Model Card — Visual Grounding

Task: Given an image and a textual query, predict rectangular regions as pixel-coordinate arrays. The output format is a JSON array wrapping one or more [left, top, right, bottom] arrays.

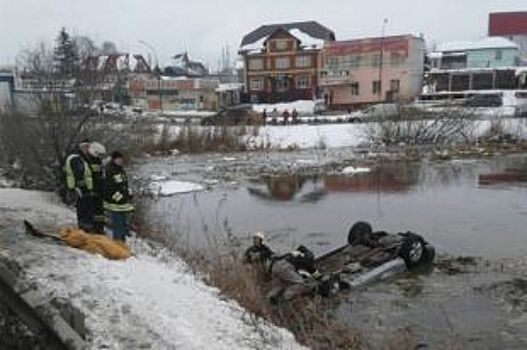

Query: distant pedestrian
[[271, 108, 279, 125], [64, 139, 95, 232], [291, 109, 299, 124], [262, 109, 267, 126], [282, 109, 290, 125], [104, 151, 134, 241]]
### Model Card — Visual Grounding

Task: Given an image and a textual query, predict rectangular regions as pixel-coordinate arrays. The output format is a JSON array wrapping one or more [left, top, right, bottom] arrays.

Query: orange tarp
[[59, 227, 131, 260]]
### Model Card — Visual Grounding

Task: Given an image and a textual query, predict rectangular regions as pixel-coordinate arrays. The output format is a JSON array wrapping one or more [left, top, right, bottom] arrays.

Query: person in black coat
[[86, 142, 106, 233], [244, 232, 274, 264], [103, 151, 134, 241], [64, 139, 95, 231]]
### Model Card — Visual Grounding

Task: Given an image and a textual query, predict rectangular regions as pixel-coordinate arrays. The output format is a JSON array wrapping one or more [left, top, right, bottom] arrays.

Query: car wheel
[[399, 235, 430, 268], [348, 221, 373, 245]]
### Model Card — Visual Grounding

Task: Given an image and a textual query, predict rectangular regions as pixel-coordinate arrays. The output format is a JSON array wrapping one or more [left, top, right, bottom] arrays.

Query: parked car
[[313, 99, 327, 115]]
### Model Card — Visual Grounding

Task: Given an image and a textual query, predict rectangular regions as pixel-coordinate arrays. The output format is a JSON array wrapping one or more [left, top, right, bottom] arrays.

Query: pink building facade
[[319, 35, 425, 110]]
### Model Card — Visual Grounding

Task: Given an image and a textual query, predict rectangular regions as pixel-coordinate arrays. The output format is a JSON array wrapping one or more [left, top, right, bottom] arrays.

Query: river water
[[136, 150, 527, 349]]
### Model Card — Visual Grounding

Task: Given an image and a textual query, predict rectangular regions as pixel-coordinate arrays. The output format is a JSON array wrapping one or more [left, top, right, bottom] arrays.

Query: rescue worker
[[103, 151, 134, 241], [64, 139, 95, 232], [244, 232, 274, 264], [267, 246, 319, 304], [87, 142, 107, 234]]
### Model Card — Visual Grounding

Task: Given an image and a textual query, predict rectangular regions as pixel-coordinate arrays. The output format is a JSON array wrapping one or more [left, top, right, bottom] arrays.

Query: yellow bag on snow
[[58, 227, 131, 260]]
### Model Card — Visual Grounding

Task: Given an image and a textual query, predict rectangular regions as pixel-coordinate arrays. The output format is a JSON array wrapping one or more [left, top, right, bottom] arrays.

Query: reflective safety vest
[[64, 154, 93, 190], [103, 200, 135, 212]]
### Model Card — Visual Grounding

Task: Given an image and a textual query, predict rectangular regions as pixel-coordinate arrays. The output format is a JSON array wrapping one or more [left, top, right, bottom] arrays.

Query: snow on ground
[[150, 180, 205, 196], [252, 100, 315, 115], [159, 117, 527, 153], [0, 189, 304, 349], [0, 189, 76, 228], [247, 123, 366, 150]]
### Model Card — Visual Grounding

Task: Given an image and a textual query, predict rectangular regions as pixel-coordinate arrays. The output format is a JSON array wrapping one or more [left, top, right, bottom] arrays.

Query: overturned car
[[315, 221, 435, 290], [266, 221, 435, 303]]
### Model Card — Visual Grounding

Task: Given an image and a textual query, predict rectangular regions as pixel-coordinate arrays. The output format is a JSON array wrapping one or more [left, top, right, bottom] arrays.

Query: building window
[[372, 54, 381, 67], [249, 58, 264, 71], [390, 52, 404, 67], [372, 80, 381, 95], [348, 55, 362, 69], [275, 57, 290, 69], [495, 49, 503, 60], [296, 75, 310, 89], [276, 79, 289, 92], [250, 78, 264, 91], [275, 40, 289, 51], [350, 82, 360, 96], [390, 79, 400, 93], [295, 55, 312, 68], [326, 56, 339, 68]]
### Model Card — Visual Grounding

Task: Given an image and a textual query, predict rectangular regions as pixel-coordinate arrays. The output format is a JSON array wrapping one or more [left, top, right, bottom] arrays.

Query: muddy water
[[137, 152, 527, 349], [138, 153, 527, 259]]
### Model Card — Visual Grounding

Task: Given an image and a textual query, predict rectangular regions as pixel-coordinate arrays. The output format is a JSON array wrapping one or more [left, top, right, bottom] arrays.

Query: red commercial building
[[239, 21, 335, 103], [489, 12, 527, 57]]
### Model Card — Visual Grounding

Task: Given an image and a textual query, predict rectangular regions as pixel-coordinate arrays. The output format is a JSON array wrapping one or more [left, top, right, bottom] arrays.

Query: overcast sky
[[1, 0, 526, 68]]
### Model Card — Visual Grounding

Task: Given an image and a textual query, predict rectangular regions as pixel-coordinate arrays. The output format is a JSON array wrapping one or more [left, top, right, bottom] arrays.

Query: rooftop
[[436, 37, 519, 53], [240, 21, 335, 52]]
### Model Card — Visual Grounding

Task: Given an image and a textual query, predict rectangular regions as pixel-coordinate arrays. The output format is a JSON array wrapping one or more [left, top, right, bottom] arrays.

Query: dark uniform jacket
[[103, 162, 133, 212], [244, 244, 274, 264]]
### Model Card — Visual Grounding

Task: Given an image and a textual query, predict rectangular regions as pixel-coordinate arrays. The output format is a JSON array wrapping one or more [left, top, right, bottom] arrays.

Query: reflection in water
[[479, 168, 527, 186], [248, 164, 421, 202], [247, 175, 312, 201], [324, 172, 411, 193]]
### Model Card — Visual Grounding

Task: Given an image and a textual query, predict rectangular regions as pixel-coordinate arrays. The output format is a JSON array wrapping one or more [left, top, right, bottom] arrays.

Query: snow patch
[[341, 166, 372, 175], [436, 37, 518, 52], [150, 180, 205, 196], [0, 189, 75, 229], [253, 100, 315, 115], [247, 124, 365, 150]]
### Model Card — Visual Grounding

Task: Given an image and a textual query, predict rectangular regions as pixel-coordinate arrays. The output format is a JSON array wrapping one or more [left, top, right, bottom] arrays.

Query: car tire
[[399, 235, 432, 268], [348, 221, 373, 245]]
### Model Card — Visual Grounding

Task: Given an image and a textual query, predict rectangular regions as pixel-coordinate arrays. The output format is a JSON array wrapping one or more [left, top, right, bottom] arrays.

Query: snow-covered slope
[[0, 189, 304, 350]]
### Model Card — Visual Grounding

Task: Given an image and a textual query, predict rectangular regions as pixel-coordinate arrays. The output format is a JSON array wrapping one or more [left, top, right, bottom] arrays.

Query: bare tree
[[0, 29, 111, 196], [100, 41, 118, 55]]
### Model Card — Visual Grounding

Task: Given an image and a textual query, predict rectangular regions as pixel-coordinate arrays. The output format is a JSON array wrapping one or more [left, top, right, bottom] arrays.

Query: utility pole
[[378, 18, 388, 102], [138, 40, 163, 112]]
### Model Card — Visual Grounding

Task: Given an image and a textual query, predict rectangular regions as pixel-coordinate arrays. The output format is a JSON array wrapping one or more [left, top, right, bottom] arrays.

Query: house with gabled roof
[[239, 21, 335, 103]]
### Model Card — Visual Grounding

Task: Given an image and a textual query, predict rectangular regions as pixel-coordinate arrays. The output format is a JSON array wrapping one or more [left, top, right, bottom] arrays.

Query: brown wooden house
[[239, 21, 335, 103]]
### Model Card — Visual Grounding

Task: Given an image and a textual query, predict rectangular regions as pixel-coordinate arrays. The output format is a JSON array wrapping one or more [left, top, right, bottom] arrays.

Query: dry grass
[[144, 124, 263, 154], [132, 198, 361, 349], [363, 109, 477, 147]]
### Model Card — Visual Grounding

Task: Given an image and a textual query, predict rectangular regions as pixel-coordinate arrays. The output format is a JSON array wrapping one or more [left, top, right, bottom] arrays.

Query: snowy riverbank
[[0, 189, 304, 350]]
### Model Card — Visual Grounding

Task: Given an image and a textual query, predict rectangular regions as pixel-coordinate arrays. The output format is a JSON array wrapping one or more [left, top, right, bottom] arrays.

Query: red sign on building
[[489, 12, 527, 36]]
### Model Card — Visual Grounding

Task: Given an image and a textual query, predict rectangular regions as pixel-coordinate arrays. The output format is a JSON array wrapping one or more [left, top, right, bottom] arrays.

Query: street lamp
[[138, 40, 163, 112], [378, 18, 388, 101]]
